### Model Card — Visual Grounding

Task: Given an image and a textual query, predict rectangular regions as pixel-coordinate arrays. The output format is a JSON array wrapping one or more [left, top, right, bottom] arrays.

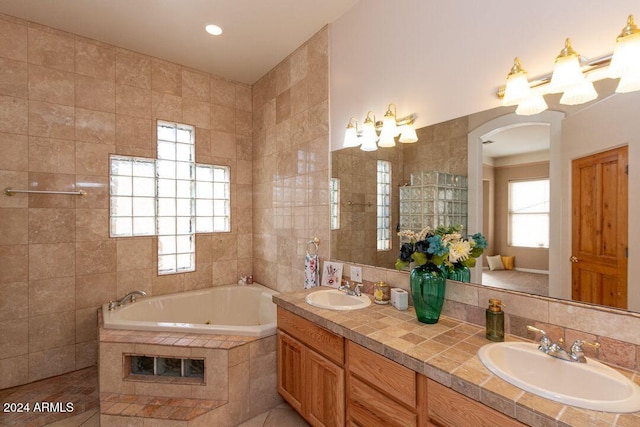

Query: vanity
[[274, 289, 640, 427]]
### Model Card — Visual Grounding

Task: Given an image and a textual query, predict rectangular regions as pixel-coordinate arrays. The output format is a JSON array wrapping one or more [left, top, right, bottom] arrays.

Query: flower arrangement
[[395, 225, 488, 273]]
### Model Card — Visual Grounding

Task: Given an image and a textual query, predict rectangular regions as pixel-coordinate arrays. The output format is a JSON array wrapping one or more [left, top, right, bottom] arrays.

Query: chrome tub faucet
[[108, 290, 147, 310], [527, 325, 600, 363]]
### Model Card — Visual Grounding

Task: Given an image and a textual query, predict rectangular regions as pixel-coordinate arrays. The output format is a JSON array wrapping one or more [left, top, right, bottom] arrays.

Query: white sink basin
[[305, 289, 371, 311], [478, 342, 640, 413]]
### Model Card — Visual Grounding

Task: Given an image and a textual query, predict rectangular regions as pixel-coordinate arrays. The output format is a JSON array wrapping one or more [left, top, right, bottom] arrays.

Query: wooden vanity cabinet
[[427, 379, 525, 427], [276, 307, 345, 427], [346, 341, 429, 427]]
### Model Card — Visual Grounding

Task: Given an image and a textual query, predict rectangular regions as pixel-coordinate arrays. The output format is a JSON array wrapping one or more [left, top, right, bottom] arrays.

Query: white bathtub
[[102, 284, 278, 337]]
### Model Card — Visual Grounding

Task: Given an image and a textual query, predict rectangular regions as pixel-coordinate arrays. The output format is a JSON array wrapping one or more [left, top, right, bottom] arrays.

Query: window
[[330, 178, 340, 230], [377, 160, 391, 251], [509, 179, 549, 248], [109, 120, 231, 275]]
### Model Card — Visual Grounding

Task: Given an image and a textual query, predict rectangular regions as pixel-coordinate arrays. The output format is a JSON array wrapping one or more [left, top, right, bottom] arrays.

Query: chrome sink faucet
[[339, 280, 363, 297], [527, 325, 600, 363], [108, 290, 147, 310]]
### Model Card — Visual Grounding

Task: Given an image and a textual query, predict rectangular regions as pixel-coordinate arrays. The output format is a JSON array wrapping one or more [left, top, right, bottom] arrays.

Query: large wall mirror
[[330, 80, 640, 313]]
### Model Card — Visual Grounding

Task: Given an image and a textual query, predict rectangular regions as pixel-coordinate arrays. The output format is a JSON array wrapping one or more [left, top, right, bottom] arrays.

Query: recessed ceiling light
[[205, 24, 223, 36]]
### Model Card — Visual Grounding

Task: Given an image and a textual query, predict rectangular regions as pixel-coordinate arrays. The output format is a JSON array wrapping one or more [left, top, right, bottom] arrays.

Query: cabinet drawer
[[348, 375, 416, 427], [427, 379, 525, 427], [277, 307, 344, 366], [347, 341, 416, 408]]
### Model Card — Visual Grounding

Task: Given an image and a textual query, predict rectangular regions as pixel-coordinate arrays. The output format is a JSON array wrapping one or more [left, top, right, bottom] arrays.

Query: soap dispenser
[[486, 299, 505, 342]]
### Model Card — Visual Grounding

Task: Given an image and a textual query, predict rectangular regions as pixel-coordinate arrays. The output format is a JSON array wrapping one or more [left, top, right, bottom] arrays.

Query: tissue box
[[391, 288, 408, 311]]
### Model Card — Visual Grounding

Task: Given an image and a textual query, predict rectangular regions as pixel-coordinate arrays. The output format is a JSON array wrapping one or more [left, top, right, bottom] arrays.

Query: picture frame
[[321, 261, 343, 288]]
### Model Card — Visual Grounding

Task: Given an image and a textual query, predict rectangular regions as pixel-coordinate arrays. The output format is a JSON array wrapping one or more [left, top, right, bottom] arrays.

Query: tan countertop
[[273, 287, 640, 427]]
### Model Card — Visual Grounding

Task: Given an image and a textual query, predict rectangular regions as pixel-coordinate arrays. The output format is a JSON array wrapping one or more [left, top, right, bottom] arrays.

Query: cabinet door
[[347, 375, 416, 427], [305, 349, 345, 427], [277, 331, 304, 413]]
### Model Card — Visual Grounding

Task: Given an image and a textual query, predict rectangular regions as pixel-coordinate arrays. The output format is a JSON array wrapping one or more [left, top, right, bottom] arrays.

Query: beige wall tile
[[28, 65, 74, 106], [0, 208, 28, 245], [151, 92, 182, 122], [76, 141, 114, 176], [28, 344, 75, 382], [182, 69, 210, 101], [116, 84, 151, 118], [75, 340, 97, 369], [26, 172, 75, 209], [0, 356, 29, 389], [211, 131, 235, 158], [28, 136, 75, 174], [211, 104, 235, 133], [25, 310, 73, 353], [210, 76, 235, 108], [76, 107, 116, 145], [151, 60, 181, 96], [0, 95, 28, 134], [28, 100, 74, 139], [235, 84, 252, 112], [152, 273, 184, 295], [0, 57, 27, 98], [115, 115, 152, 149], [29, 276, 75, 316], [212, 260, 238, 286], [116, 51, 151, 89], [0, 18, 27, 61], [116, 237, 153, 271], [183, 98, 210, 129], [75, 306, 98, 342], [75, 175, 109, 209], [0, 318, 28, 358], [75, 39, 115, 80], [29, 242, 75, 280], [76, 272, 117, 309], [0, 132, 27, 171], [28, 208, 75, 244], [117, 269, 153, 298], [27, 27, 74, 72], [76, 208, 109, 241], [0, 245, 28, 283], [76, 240, 116, 275], [235, 109, 252, 136], [0, 281, 28, 321], [75, 75, 115, 113]]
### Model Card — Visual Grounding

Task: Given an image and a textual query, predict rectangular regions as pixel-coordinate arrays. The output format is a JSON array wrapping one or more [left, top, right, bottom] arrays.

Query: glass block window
[[330, 178, 340, 230], [195, 165, 230, 233], [509, 179, 550, 248], [377, 160, 391, 251], [109, 120, 231, 275], [110, 156, 156, 237], [157, 121, 196, 274]]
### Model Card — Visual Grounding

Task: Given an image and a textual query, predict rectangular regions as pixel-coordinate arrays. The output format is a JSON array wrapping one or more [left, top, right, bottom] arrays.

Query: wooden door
[[277, 331, 304, 413], [305, 349, 345, 427], [571, 146, 628, 308]]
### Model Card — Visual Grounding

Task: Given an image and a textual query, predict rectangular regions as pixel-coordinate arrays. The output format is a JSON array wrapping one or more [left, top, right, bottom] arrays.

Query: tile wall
[[251, 27, 330, 293], [0, 13, 252, 388]]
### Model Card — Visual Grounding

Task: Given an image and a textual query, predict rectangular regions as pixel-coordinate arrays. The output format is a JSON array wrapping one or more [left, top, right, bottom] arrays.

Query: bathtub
[[102, 284, 278, 337]]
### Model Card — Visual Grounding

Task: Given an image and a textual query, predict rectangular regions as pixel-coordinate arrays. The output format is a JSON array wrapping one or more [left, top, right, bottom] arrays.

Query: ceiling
[[0, 0, 359, 84], [482, 124, 550, 159]]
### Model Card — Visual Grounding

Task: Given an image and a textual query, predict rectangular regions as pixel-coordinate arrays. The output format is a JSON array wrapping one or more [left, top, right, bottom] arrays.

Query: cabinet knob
[[569, 256, 579, 263]]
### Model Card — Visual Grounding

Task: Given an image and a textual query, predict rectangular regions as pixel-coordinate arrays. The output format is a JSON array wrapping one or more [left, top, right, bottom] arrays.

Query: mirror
[[330, 80, 640, 312]]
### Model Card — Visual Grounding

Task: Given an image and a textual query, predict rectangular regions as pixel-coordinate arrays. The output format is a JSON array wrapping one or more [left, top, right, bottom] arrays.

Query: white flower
[[441, 232, 462, 246], [448, 240, 471, 263], [416, 226, 432, 241], [397, 230, 417, 242]]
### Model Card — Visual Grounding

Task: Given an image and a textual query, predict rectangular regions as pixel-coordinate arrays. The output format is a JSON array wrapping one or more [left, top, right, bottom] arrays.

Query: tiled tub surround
[[0, 12, 253, 389], [274, 288, 640, 426], [99, 320, 282, 426]]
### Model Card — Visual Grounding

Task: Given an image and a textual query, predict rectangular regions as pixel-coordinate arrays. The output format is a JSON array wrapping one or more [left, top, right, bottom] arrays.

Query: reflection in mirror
[[331, 81, 638, 312]]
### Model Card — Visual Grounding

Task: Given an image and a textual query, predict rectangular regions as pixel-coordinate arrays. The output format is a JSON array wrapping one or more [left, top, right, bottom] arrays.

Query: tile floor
[[0, 368, 308, 427]]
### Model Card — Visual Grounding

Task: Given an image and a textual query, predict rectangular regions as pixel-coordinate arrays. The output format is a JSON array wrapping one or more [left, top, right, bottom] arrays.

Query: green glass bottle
[[486, 299, 505, 342]]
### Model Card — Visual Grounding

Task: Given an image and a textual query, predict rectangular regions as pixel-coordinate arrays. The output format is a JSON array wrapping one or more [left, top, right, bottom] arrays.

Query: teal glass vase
[[410, 263, 446, 324], [447, 265, 471, 283]]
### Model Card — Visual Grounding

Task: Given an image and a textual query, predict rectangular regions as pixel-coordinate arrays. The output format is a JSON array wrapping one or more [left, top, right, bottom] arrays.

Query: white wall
[[329, 0, 639, 151]]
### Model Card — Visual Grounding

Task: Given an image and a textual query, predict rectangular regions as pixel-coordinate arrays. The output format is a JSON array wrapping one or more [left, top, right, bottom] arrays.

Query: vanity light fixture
[[497, 14, 640, 114], [343, 104, 418, 150]]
